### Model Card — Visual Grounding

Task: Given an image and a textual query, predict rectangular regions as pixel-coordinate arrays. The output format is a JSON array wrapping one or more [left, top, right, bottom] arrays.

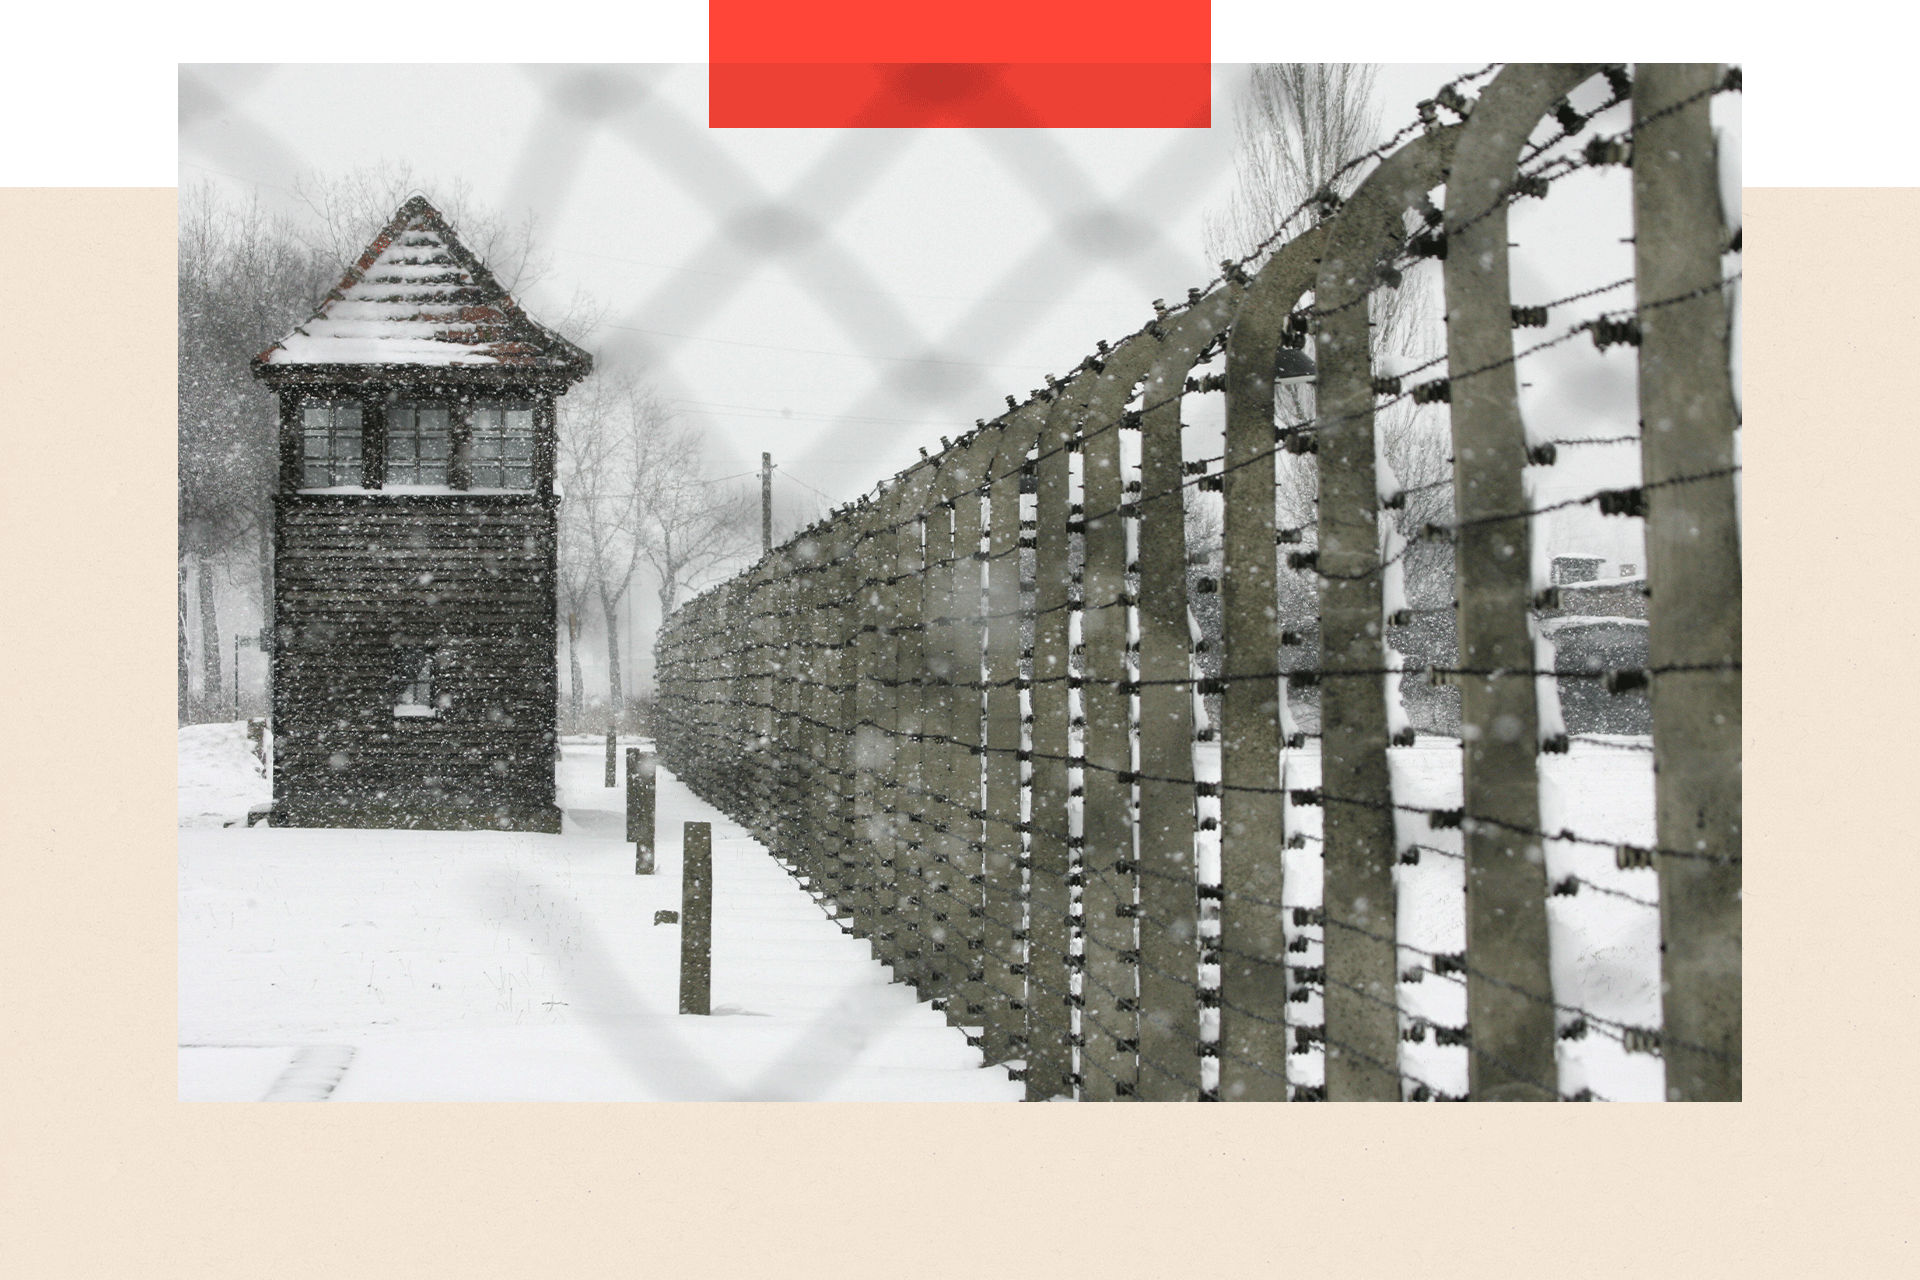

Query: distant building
[[252, 196, 593, 830], [1550, 554, 1606, 585]]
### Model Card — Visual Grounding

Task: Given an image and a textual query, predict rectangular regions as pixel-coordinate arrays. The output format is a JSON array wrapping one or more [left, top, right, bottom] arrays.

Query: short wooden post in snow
[[680, 821, 713, 1015], [604, 727, 618, 787], [627, 747, 657, 874]]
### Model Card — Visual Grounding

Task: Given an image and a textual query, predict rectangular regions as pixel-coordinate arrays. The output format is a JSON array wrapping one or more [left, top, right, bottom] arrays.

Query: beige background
[[0, 185, 1905, 1275]]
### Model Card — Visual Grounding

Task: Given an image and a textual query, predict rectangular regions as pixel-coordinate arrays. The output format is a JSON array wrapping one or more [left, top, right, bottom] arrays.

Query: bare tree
[[1203, 64, 1461, 738], [178, 183, 334, 722], [1203, 64, 1382, 270], [556, 373, 752, 730], [557, 373, 644, 730], [1205, 64, 1453, 563], [637, 441, 756, 621]]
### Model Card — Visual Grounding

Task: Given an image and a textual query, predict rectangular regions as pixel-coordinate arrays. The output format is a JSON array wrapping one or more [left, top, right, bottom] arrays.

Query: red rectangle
[[709, 62, 1211, 129], [710, 0, 1209, 64]]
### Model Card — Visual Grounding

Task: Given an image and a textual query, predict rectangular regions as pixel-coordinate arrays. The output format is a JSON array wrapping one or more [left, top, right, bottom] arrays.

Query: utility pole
[[761, 451, 773, 555]]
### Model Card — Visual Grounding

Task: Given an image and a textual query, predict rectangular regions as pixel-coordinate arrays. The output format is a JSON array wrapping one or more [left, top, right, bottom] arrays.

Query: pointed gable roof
[[254, 195, 591, 379]]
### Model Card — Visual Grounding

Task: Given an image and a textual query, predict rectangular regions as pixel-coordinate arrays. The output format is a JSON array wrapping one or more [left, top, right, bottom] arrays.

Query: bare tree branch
[[557, 370, 753, 723], [1205, 65, 1454, 551]]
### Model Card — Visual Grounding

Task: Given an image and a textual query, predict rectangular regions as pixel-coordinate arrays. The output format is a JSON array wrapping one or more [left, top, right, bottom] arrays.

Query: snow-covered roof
[[254, 196, 591, 379]]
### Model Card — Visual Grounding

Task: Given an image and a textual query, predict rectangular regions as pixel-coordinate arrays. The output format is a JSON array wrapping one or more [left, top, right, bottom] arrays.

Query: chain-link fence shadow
[[177, 62, 1740, 1102]]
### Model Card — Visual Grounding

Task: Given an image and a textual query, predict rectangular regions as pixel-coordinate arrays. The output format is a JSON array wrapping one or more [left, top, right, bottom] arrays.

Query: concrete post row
[[647, 65, 1742, 1103]]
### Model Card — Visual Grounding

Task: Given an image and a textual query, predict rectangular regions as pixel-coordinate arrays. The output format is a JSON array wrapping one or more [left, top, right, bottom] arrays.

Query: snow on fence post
[[673, 597, 701, 793], [748, 552, 780, 845], [669, 596, 699, 794], [769, 544, 806, 881], [1134, 317, 1208, 1102], [650, 621, 675, 778], [800, 523, 847, 920], [683, 592, 715, 797], [936, 443, 991, 1032], [719, 578, 746, 804], [1443, 63, 1599, 1102], [774, 538, 810, 889], [850, 488, 897, 948], [921, 468, 965, 1012], [1221, 230, 1321, 1101], [758, 548, 787, 857], [643, 64, 1743, 1102], [605, 726, 617, 788], [1026, 376, 1085, 1100], [799, 520, 837, 914], [862, 478, 913, 973], [680, 821, 713, 1016], [1315, 123, 1461, 1101], [834, 499, 877, 938], [980, 409, 1039, 1069], [707, 581, 732, 799], [890, 466, 936, 992], [627, 747, 656, 875], [1632, 62, 1743, 1102], [1078, 340, 1149, 1100]]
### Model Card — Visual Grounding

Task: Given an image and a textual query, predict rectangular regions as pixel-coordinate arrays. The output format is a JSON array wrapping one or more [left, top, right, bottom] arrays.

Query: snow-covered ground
[[179, 731, 1021, 1101], [180, 725, 1661, 1101], [177, 722, 271, 829], [1280, 736, 1667, 1101]]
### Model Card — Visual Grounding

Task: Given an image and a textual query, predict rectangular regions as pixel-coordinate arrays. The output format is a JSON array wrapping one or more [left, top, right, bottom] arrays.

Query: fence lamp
[[1273, 347, 1318, 386]]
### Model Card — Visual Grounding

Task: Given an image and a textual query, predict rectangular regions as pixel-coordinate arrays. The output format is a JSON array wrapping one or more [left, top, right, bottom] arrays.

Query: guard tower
[[253, 196, 592, 831]]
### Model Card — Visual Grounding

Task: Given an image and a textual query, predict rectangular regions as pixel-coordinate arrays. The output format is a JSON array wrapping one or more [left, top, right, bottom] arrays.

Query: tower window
[[392, 648, 437, 717], [301, 402, 363, 488], [469, 404, 535, 490], [385, 404, 451, 485]]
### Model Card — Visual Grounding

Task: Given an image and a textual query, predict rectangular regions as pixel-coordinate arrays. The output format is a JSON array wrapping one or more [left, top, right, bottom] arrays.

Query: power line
[[669, 396, 976, 430], [600, 319, 1056, 371], [556, 244, 1150, 308]]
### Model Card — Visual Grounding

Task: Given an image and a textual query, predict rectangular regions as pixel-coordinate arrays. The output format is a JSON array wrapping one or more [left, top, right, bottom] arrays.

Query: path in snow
[[180, 727, 1663, 1101], [179, 734, 1022, 1101]]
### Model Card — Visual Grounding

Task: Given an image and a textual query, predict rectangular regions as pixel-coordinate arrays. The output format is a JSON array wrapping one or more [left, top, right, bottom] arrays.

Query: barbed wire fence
[[654, 63, 1741, 1102]]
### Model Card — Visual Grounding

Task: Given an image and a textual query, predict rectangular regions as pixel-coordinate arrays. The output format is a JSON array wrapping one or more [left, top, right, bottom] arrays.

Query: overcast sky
[[179, 63, 1490, 522], [179, 63, 1738, 687]]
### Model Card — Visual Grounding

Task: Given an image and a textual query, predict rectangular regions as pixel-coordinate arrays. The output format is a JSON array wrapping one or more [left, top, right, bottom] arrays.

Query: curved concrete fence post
[[683, 592, 707, 790], [1132, 289, 1242, 1099], [682, 594, 709, 790], [1632, 62, 1742, 1101], [1218, 222, 1328, 1100], [849, 494, 897, 941], [890, 463, 938, 993], [819, 513, 866, 926], [1027, 374, 1093, 1100], [854, 482, 909, 957], [790, 540, 823, 889], [941, 433, 993, 1036], [716, 579, 740, 799], [920, 456, 966, 1010], [1316, 122, 1462, 1101], [690, 590, 715, 791], [748, 552, 779, 836], [713, 581, 738, 798], [1445, 62, 1601, 1101], [770, 555, 798, 843], [981, 397, 1050, 1069], [1074, 333, 1156, 1099], [769, 544, 801, 861], [797, 516, 829, 908], [665, 597, 690, 785]]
